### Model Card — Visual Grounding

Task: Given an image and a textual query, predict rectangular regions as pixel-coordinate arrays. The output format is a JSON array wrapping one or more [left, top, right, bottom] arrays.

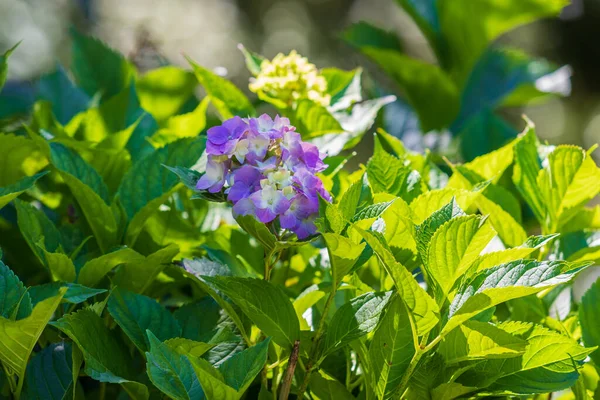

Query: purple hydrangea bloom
[[197, 114, 331, 239]]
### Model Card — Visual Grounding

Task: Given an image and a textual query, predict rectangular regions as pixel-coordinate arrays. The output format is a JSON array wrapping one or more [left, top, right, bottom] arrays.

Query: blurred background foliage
[[0, 0, 599, 159]]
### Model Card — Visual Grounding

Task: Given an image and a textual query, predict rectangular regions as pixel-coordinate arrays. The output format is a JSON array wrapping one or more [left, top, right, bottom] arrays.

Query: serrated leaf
[[112, 244, 179, 293], [0, 260, 32, 320], [323, 291, 392, 355], [220, 338, 269, 393], [459, 321, 593, 394], [580, 279, 600, 365], [146, 331, 203, 400], [77, 247, 144, 287], [202, 277, 299, 349], [52, 309, 148, 398], [0, 171, 49, 210], [186, 56, 254, 120], [443, 259, 590, 337], [22, 342, 73, 400], [0, 289, 65, 391], [49, 143, 117, 252], [475, 195, 527, 248], [370, 296, 417, 399], [187, 357, 239, 400], [367, 147, 411, 197], [174, 299, 222, 342], [322, 233, 366, 287], [438, 320, 527, 364], [71, 29, 134, 101], [414, 198, 466, 263], [117, 137, 205, 246], [107, 287, 181, 352], [351, 200, 395, 223], [410, 188, 479, 224], [338, 174, 372, 222], [512, 125, 546, 225], [426, 215, 495, 296], [29, 282, 106, 306], [355, 228, 439, 335]]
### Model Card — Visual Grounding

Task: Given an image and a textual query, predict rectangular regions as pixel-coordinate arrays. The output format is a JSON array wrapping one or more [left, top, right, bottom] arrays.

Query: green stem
[[396, 335, 443, 397], [297, 288, 337, 398]]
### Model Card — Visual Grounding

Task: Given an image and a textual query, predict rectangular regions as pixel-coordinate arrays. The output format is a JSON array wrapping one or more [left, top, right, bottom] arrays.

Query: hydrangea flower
[[249, 50, 331, 108], [198, 114, 331, 239]]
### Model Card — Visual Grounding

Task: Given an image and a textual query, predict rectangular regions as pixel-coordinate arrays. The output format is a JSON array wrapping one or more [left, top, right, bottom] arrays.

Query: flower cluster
[[249, 50, 331, 107], [197, 114, 331, 239]]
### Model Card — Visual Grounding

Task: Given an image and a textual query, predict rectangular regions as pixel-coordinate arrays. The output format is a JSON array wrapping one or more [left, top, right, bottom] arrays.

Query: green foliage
[[0, 17, 598, 400], [343, 0, 571, 159]]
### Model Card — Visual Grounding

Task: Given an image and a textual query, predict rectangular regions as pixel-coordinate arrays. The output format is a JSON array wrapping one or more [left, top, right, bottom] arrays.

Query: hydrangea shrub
[[0, 3, 600, 400]]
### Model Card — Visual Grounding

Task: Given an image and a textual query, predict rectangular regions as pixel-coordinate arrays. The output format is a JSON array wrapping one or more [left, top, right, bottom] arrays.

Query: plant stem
[[279, 340, 300, 400], [297, 288, 336, 398], [396, 334, 443, 397]]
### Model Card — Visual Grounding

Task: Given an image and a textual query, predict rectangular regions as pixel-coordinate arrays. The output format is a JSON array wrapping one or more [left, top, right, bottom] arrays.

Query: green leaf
[[174, 299, 221, 342], [355, 228, 439, 335], [238, 44, 265, 76], [234, 215, 277, 254], [0, 260, 32, 320], [136, 66, 198, 123], [512, 123, 547, 225], [77, 247, 144, 287], [165, 338, 214, 358], [309, 372, 355, 400], [22, 342, 73, 400], [37, 65, 91, 125], [107, 287, 181, 352], [0, 171, 49, 210], [414, 198, 465, 262], [29, 282, 106, 306], [184, 266, 250, 346], [51, 309, 148, 397], [0, 42, 19, 91], [49, 143, 117, 252], [117, 137, 205, 246], [366, 148, 411, 197], [322, 233, 366, 287], [338, 174, 372, 222], [112, 244, 179, 293], [539, 145, 600, 229], [454, 47, 564, 131], [351, 200, 396, 223], [410, 189, 479, 224], [475, 195, 527, 248], [357, 48, 459, 132], [202, 277, 300, 349], [459, 321, 593, 394], [323, 291, 392, 355], [369, 296, 417, 399], [149, 97, 210, 147], [395, 1, 442, 60], [293, 99, 344, 136], [426, 215, 495, 296], [0, 289, 65, 394], [438, 0, 568, 84], [187, 357, 239, 400], [341, 22, 403, 52], [71, 29, 134, 101], [438, 320, 527, 364], [443, 259, 590, 337], [219, 338, 270, 393], [580, 279, 600, 365], [146, 331, 203, 400], [468, 234, 557, 273], [186, 56, 254, 119], [321, 67, 362, 109]]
